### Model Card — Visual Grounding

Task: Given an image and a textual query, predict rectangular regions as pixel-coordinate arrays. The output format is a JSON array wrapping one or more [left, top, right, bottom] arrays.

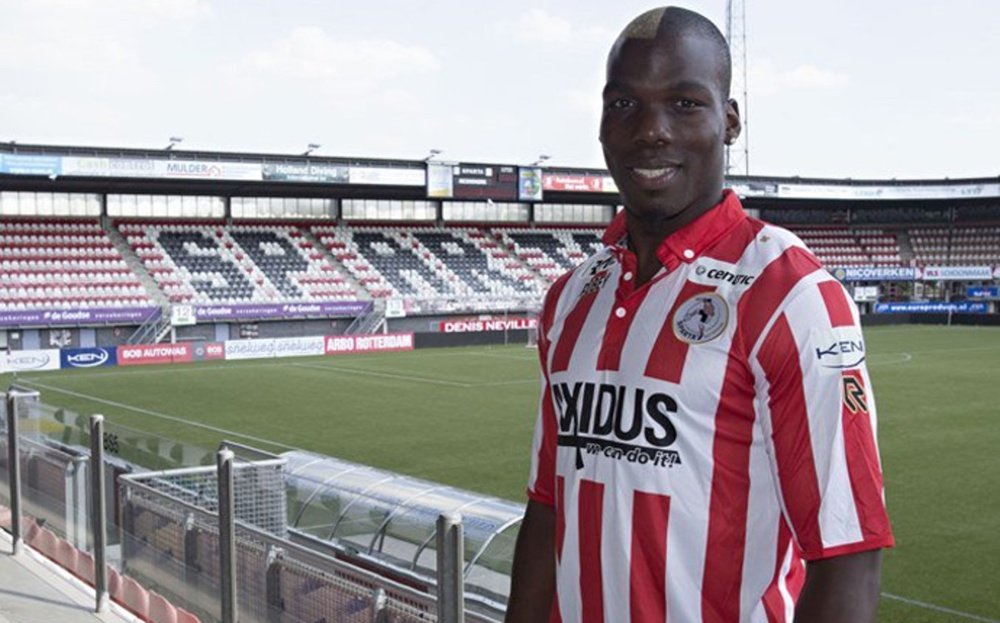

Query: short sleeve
[[525, 271, 574, 507], [754, 277, 894, 560]]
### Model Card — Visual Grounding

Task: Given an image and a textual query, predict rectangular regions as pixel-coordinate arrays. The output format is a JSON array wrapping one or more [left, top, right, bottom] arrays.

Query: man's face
[[600, 33, 739, 225]]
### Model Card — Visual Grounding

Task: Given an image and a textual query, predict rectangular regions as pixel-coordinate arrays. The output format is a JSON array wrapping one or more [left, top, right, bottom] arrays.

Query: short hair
[[615, 6, 732, 97]]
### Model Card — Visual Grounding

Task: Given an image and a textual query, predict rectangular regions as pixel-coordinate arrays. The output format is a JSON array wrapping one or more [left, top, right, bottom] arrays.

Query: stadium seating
[[945, 226, 1000, 265], [789, 227, 903, 267], [314, 225, 543, 300], [0, 219, 155, 310], [410, 228, 541, 298], [910, 226, 1000, 266], [495, 227, 603, 282], [120, 221, 354, 304]]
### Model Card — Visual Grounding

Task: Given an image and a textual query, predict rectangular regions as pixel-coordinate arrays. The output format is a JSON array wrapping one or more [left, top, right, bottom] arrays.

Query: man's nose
[[634, 104, 673, 145]]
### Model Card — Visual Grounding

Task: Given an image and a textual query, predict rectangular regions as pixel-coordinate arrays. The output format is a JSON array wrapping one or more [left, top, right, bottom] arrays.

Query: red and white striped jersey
[[526, 191, 893, 623]]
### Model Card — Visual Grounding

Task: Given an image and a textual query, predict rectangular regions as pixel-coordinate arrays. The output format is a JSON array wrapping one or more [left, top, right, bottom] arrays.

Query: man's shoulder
[[746, 218, 811, 254], [541, 246, 614, 308]]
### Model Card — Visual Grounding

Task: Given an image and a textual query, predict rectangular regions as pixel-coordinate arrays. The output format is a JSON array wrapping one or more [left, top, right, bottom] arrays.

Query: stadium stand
[[910, 225, 1000, 266], [948, 226, 1000, 265], [0, 219, 154, 310], [495, 228, 603, 282], [788, 226, 903, 267], [410, 228, 540, 297], [314, 225, 543, 300], [120, 221, 354, 304]]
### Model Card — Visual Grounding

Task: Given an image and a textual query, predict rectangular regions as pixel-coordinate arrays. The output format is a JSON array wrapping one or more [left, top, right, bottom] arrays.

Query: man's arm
[[504, 500, 556, 623], [794, 549, 883, 622]]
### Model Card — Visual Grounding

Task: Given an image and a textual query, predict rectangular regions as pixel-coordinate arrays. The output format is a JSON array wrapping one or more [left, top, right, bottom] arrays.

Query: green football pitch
[[4, 324, 999, 623]]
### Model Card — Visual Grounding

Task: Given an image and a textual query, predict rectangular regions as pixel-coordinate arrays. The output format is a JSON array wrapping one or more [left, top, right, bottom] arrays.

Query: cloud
[[498, 8, 615, 46], [751, 59, 850, 95], [244, 27, 439, 89]]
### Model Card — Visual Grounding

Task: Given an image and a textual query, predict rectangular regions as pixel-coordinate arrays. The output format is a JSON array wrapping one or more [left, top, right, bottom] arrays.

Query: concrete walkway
[[0, 533, 138, 623]]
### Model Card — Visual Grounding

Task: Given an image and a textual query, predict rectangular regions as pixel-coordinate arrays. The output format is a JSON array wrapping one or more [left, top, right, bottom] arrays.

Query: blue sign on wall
[[967, 286, 999, 299], [874, 301, 989, 314], [0, 154, 62, 176], [60, 347, 117, 368]]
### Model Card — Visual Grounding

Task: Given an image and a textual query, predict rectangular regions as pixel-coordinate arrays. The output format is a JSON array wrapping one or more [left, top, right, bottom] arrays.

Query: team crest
[[672, 293, 729, 344], [581, 256, 615, 296]]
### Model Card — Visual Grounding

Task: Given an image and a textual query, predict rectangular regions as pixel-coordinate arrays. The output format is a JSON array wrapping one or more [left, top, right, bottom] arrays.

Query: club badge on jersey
[[672, 293, 729, 344]]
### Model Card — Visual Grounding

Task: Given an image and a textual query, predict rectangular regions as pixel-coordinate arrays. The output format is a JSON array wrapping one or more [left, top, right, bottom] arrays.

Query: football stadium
[[2, 2, 1000, 622], [1, 142, 998, 623]]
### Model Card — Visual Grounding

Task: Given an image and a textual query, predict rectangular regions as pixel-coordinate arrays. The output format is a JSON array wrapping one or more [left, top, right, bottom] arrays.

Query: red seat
[[148, 591, 178, 623]]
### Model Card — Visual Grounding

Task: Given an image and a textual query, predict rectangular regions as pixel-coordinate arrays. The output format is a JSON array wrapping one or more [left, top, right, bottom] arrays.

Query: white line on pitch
[[474, 379, 539, 387], [290, 362, 473, 387], [881, 592, 1000, 623], [15, 378, 298, 451]]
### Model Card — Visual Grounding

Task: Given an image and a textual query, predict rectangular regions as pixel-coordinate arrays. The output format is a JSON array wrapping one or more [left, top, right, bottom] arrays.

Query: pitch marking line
[[882, 592, 1000, 623], [291, 362, 473, 387], [292, 361, 537, 388], [15, 378, 299, 451]]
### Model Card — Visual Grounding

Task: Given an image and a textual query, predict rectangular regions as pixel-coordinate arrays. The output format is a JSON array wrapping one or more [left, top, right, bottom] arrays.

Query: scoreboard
[[427, 163, 519, 200]]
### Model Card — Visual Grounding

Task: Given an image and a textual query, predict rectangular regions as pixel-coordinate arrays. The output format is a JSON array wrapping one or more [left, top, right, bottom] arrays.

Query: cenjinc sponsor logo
[[552, 381, 682, 471]]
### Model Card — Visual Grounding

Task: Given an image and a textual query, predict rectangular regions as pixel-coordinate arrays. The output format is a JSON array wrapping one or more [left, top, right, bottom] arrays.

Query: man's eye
[[676, 99, 700, 109], [608, 98, 635, 110]]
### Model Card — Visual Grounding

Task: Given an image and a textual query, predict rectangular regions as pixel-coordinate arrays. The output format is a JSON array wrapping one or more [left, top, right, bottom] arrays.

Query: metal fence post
[[90, 415, 109, 613], [436, 512, 465, 623], [218, 448, 237, 623], [369, 587, 386, 623], [5, 391, 24, 555]]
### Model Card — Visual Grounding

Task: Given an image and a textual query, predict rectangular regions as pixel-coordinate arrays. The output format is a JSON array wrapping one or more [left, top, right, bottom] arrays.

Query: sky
[[2, 0, 998, 181]]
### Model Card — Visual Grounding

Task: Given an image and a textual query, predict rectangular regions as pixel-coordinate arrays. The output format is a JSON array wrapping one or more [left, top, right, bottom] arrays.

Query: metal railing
[[127, 305, 170, 344], [1, 390, 493, 623]]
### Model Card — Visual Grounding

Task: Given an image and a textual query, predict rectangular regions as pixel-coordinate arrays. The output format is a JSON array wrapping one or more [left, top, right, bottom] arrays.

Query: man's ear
[[724, 98, 742, 145]]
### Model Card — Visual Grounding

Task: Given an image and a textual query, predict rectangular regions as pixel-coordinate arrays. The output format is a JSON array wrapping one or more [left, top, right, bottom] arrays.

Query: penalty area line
[[881, 593, 1000, 623], [15, 378, 298, 451]]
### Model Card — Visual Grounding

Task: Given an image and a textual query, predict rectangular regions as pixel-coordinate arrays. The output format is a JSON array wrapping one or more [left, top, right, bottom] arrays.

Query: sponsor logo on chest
[[552, 381, 683, 471]]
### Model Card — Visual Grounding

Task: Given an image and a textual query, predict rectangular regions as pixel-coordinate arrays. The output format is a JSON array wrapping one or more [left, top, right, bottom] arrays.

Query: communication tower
[[725, 0, 750, 176]]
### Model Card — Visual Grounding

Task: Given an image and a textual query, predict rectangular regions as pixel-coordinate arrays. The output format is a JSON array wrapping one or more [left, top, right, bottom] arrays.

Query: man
[[505, 7, 893, 623]]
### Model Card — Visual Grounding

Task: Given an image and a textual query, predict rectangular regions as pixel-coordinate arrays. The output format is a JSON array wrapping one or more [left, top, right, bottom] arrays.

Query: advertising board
[[518, 167, 543, 202], [60, 157, 263, 181], [0, 349, 61, 373], [0, 154, 62, 176], [439, 317, 537, 333], [348, 166, 425, 186], [61, 347, 117, 369], [922, 266, 994, 281], [967, 286, 999, 299], [324, 333, 414, 355], [831, 267, 918, 282], [262, 162, 349, 183], [0, 306, 158, 328], [117, 343, 193, 366], [224, 336, 326, 361], [427, 163, 454, 198], [874, 301, 989, 314], [194, 301, 370, 322]]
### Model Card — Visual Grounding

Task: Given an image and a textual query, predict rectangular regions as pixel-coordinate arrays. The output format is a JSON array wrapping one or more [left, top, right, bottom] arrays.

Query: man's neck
[[624, 190, 725, 286]]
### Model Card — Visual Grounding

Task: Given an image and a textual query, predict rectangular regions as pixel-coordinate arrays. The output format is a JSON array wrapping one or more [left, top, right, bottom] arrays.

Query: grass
[[3, 324, 999, 622]]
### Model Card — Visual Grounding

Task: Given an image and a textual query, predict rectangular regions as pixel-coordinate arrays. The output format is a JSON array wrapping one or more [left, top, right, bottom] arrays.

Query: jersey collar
[[601, 190, 747, 270]]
